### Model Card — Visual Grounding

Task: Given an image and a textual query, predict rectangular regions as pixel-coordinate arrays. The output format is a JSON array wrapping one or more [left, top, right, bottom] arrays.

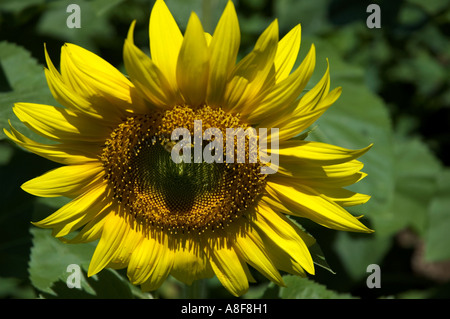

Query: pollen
[[101, 105, 267, 234]]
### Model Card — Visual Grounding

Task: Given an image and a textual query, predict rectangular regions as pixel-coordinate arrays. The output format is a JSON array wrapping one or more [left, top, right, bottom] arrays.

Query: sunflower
[[4, 0, 372, 297]]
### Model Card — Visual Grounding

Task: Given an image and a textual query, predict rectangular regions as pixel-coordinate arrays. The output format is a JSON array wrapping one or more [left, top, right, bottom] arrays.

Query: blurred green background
[[0, 0, 449, 299]]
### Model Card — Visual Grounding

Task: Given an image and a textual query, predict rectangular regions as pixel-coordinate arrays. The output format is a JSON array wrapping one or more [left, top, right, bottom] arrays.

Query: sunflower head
[[4, 0, 372, 297]]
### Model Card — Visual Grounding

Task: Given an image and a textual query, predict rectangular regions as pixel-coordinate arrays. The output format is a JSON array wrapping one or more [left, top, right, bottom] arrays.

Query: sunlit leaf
[[37, 0, 115, 52], [28, 227, 96, 295], [425, 169, 450, 262], [333, 232, 391, 281], [387, 136, 442, 236], [278, 275, 356, 299]]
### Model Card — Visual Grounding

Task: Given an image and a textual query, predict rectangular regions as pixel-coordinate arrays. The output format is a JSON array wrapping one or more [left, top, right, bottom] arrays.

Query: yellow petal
[[265, 181, 373, 233], [274, 24, 301, 82], [260, 61, 339, 141], [225, 19, 279, 113], [176, 12, 209, 106], [233, 225, 285, 286], [313, 187, 371, 207], [124, 21, 177, 108], [60, 43, 148, 114], [4, 122, 98, 165], [21, 162, 103, 198], [13, 103, 109, 142], [296, 59, 331, 113], [32, 182, 107, 231], [44, 47, 118, 122], [207, 0, 240, 106], [250, 210, 308, 277], [62, 210, 108, 244], [208, 241, 249, 297], [149, 0, 183, 92], [246, 44, 315, 122], [170, 238, 213, 285], [275, 140, 372, 164], [108, 219, 142, 268], [126, 236, 159, 284], [204, 32, 212, 46], [274, 159, 368, 188], [88, 212, 130, 276], [258, 238, 307, 277], [127, 231, 174, 291], [50, 198, 111, 238], [279, 87, 342, 141], [252, 204, 315, 275], [140, 240, 175, 291]]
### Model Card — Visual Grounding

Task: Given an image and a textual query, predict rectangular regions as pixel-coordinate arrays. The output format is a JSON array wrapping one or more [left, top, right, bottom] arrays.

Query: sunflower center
[[101, 105, 267, 234]]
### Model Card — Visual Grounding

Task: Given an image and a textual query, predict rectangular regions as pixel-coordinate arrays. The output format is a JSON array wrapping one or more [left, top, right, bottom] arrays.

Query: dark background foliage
[[0, 0, 449, 299]]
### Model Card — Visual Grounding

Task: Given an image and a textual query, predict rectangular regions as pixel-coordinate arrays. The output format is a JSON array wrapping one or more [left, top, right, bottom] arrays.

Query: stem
[[184, 279, 208, 299]]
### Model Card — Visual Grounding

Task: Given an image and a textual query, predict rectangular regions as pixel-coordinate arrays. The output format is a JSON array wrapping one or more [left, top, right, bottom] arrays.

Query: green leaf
[[388, 49, 447, 97], [0, 41, 48, 98], [309, 240, 335, 275], [40, 268, 143, 299], [278, 275, 356, 299], [0, 146, 57, 280], [333, 232, 391, 281], [29, 225, 152, 298], [28, 227, 97, 295], [386, 136, 442, 236], [36, 0, 114, 52], [425, 169, 450, 262]]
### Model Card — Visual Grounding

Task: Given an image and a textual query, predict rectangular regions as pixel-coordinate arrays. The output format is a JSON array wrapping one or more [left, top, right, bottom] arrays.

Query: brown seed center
[[101, 105, 267, 234]]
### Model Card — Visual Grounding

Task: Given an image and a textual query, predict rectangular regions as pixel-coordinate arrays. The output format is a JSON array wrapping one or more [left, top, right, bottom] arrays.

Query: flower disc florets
[[101, 105, 267, 234]]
